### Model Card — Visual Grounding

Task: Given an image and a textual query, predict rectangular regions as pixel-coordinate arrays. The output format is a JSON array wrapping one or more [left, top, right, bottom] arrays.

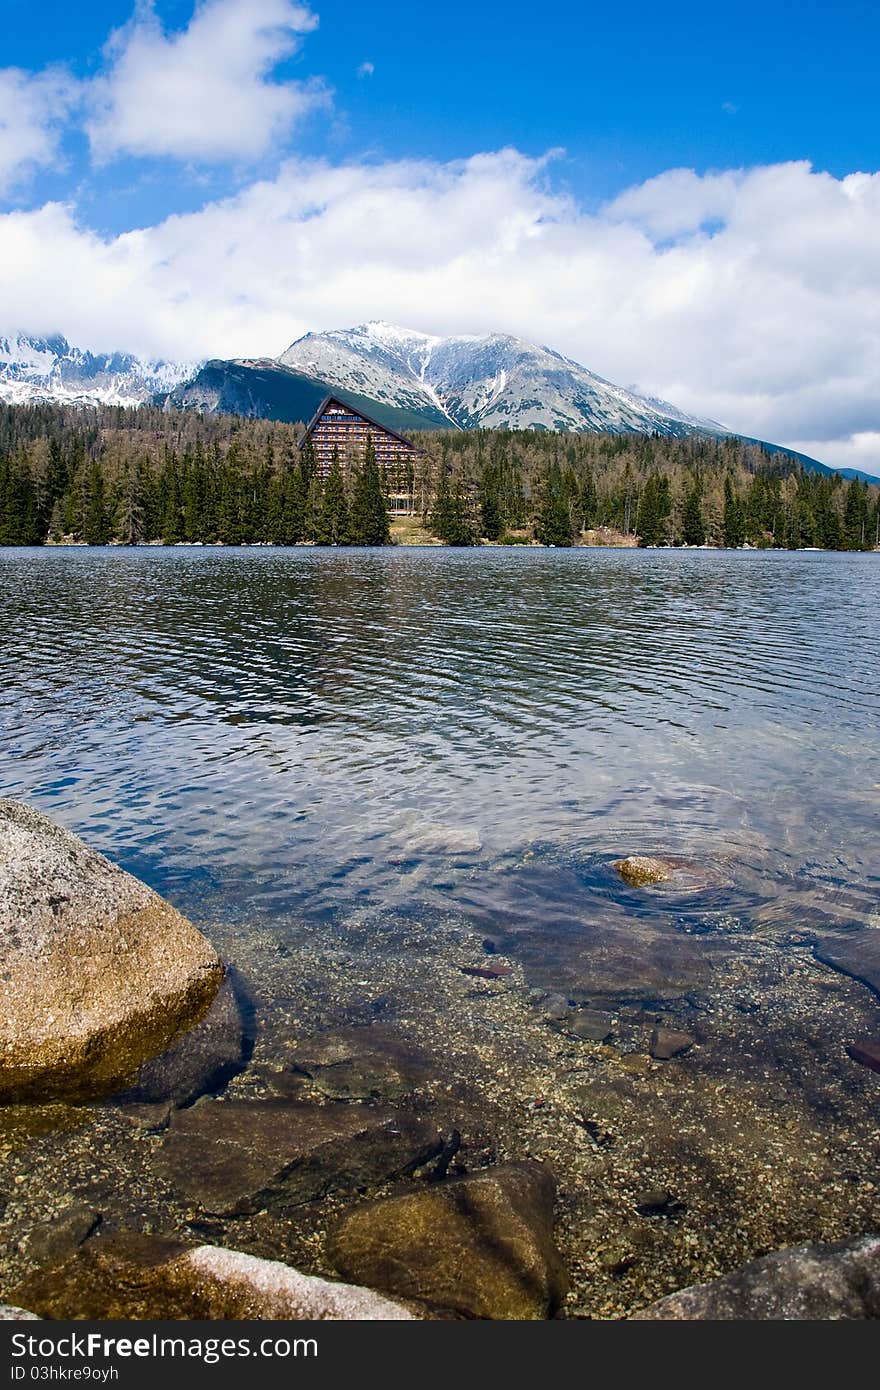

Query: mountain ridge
[[0, 333, 194, 408], [1, 324, 876, 484]]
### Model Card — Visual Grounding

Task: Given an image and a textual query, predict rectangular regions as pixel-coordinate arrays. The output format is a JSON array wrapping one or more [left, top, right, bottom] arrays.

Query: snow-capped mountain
[[0, 334, 195, 408], [277, 321, 721, 436]]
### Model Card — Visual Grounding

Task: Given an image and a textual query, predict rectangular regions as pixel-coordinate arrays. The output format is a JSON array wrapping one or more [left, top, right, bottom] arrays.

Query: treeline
[[423, 428, 880, 550], [0, 402, 878, 550], [0, 405, 388, 547]]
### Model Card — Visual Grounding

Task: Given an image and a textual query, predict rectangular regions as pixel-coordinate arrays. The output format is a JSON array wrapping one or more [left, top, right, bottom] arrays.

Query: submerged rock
[[397, 823, 482, 856], [845, 1039, 880, 1075], [632, 1235, 880, 1318], [264, 1026, 433, 1102], [22, 1202, 101, 1269], [567, 1009, 615, 1042], [613, 856, 674, 888], [649, 1027, 695, 1060], [14, 1234, 414, 1320], [155, 1098, 443, 1214], [328, 1161, 568, 1319], [119, 974, 245, 1105], [0, 800, 224, 1101], [814, 934, 880, 999]]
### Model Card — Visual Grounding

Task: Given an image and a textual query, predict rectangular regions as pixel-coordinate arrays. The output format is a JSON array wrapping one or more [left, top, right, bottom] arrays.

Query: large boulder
[[633, 1235, 880, 1319], [155, 1098, 444, 1214], [0, 800, 224, 1101], [14, 1234, 414, 1320], [328, 1161, 568, 1319]]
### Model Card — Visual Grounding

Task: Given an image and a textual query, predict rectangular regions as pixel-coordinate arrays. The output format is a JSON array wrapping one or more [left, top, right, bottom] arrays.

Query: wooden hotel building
[[299, 394, 423, 514]]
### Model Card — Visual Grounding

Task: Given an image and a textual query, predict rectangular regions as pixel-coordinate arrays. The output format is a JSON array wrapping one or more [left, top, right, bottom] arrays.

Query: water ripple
[[1, 546, 878, 932]]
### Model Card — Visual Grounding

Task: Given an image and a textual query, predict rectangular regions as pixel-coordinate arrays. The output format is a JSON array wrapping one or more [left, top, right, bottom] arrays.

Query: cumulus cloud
[[0, 67, 79, 194], [87, 0, 326, 163], [1, 151, 879, 470]]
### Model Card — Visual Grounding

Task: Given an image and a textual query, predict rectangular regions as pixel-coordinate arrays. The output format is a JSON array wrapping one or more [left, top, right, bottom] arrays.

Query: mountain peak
[[277, 322, 719, 436], [0, 334, 196, 408]]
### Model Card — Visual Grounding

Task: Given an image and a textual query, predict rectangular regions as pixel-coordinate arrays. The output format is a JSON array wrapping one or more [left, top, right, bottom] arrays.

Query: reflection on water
[[1, 546, 878, 944]]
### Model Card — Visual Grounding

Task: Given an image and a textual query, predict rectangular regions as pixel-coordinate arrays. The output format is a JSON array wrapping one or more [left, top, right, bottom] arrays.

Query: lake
[[1, 544, 879, 1316]]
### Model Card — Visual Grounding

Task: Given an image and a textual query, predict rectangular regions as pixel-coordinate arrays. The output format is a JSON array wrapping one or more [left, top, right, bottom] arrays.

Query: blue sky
[[1, 0, 879, 472], [4, 0, 879, 228]]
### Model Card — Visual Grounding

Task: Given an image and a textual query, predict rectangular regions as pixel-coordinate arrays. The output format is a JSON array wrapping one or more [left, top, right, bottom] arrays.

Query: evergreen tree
[[117, 458, 145, 544], [636, 473, 671, 546], [681, 481, 706, 545], [316, 448, 350, 544], [0, 455, 40, 544], [349, 435, 391, 545], [535, 462, 573, 546], [83, 462, 110, 545], [722, 474, 746, 547], [579, 468, 598, 531], [478, 460, 503, 540], [843, 478, 869, 550]]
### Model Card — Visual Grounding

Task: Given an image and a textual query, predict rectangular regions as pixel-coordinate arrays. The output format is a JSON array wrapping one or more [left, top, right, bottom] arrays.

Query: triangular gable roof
[[298, 394, 422, 452]]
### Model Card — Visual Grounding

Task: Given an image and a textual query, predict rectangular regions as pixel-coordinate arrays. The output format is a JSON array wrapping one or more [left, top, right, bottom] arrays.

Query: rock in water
[[649, 1026, 695, 1060], [0, 800, 224, 1101], [328, 1161, 568, 1319], [632, 1235, 880, 1318], [156, 1098, 443, 1214], [613, 856, 674, 888], [14, 1234, 414, 1320], [845, 1039, 880, 1075], [120, 974, 245, 1105]]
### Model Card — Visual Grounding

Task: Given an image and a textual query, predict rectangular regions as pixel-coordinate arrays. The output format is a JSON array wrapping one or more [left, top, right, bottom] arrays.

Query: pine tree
[[317, 448, 350, 544], [429, 467, 476, 544], [159, 451, 182, 544], [535, 462, 573, 546], [579, 468, 598, 531], [843, 479, 869, 550], [117, 459, 145, 544], [681, 482, 706, 545], [350, 435, 391, 545], [478, 460, 503, 540], [0, 455, 40, 544], [636, 473, 668, 546], [722, 475, 746, 547], [83, 462, 110, 545]]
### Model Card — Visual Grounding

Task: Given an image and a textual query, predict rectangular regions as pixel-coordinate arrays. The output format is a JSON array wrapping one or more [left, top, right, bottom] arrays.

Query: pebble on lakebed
[[0, 799, 224, 1102]]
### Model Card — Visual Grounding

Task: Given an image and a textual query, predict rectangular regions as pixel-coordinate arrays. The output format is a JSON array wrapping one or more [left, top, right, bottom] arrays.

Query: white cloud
[[87, 0, 326, 163], [1, 152, 880, 472], [357, 62, 375, 78], [0, 67, 79, 195]]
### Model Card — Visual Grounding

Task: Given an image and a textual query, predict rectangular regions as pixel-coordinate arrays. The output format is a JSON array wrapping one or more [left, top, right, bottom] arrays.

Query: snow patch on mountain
[[0, 334, 197, 409], [278, 321, 721, 437]]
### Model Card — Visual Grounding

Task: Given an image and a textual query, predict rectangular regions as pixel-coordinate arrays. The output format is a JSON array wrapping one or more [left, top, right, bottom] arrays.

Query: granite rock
[[155, 1098, 443, 1215], [15, 1234, 414, 1320], [329, 1161, 568, 1319], [0, 800, 223, 1102], [633, 1235, 880, 1318]]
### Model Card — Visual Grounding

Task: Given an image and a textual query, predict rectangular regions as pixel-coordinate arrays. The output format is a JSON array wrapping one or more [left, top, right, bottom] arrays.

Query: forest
[[0, 401, 878, 550]]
